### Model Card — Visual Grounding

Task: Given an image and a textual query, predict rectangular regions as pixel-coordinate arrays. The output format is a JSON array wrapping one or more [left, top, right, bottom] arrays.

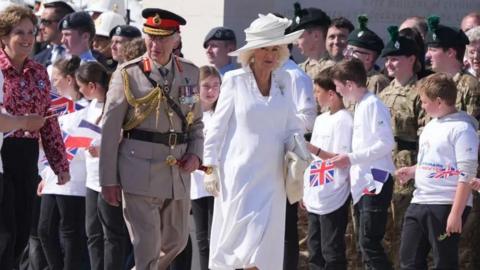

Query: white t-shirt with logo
[[412, 111, 478, 206], [303, 109, 353, 215], [348, 92, 396, 204]]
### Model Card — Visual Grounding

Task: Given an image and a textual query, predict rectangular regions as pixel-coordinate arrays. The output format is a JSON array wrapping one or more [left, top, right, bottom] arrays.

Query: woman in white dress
[[202, 13, 304, 270]]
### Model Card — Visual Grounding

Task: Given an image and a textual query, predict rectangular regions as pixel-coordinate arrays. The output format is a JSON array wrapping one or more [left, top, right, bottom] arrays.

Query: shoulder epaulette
[[119, 55, 144, 71]]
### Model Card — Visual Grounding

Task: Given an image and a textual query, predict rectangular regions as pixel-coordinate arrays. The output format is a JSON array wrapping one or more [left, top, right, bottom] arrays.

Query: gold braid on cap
[[121, 68, 164, 130]]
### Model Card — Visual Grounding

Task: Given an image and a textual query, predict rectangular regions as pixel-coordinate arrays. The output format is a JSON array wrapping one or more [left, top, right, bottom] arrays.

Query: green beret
[[347, 15, 384, 55], [381, 26, 419, 57], [425, 15, 469, 48]]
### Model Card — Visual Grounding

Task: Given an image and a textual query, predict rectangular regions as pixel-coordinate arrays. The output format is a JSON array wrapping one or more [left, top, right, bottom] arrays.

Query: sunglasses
[[39, 18, 59, 26]]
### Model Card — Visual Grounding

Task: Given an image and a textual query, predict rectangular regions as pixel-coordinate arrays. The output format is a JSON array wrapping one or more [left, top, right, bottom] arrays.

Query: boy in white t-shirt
[[304, 67, 353, 270], [329, 58, 395, 270], [396, 73, 478, 269]]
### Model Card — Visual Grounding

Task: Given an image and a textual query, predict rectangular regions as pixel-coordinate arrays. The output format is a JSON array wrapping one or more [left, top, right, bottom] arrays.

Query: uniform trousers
[[123, 192, 190, 270], [38, 194, 86, 270], [1, 138, 39, 269], [354, 176, 393, 270], [85, 188, 130, 270], [307, 197, 350, 270], [400, 203, 470, 270]]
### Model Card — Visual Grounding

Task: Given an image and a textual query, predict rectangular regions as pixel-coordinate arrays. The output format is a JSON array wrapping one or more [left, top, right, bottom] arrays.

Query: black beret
[[425, 16, 469, 48], [109, 25, 142, 39], [203, 27, 236, 48], [142, 8, 186, 36], [381, 26, 419, 57], [347, 15, 384, 55], [288, 2, 330, 33], [58, 11, 95, 36]]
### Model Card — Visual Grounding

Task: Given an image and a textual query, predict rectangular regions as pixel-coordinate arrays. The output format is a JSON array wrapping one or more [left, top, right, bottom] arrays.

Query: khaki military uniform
[[366, 69, 391, 95], [299, 57, 335, 79], [379, 76, 421, 268], [99, 53, 203, 269], [453, 70, 480, 121], [379, 76, 422, 170]]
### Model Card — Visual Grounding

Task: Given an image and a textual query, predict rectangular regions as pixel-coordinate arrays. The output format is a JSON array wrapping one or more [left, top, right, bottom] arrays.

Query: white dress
[[203, 67, 302, 270]]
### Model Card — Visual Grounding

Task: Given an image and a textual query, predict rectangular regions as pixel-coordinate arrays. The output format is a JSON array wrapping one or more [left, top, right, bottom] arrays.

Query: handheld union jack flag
[[427, 165, 463, 179], [62, 131, 93, 162], [309, 159, 335, 187], [48, 93, 85, 116]]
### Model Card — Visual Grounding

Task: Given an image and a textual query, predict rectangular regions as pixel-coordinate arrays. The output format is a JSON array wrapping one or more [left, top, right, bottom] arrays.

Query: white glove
[[204, 166, 220, 197], [286, 133, 312, 162]]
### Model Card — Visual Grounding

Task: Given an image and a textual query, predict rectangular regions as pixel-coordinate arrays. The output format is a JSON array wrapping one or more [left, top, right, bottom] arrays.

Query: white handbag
[[284, 133, 313, 204]]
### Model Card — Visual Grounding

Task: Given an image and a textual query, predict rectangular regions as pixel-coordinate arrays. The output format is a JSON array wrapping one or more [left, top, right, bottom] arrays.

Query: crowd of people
[[0, 0, 479, 270]]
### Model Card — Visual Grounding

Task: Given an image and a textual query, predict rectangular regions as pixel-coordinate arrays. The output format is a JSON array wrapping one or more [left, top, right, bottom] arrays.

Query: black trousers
[[38, 194, 86, 270], [354, 176, 393, 270], [400, 204, 470, 270], [307, 197, 350, 270], [284, 201, 299, 270], [19, 191, 49, 270], [191, 196, 214, 270], [85, 188, 131, 270], [1, 138, 39, 270]]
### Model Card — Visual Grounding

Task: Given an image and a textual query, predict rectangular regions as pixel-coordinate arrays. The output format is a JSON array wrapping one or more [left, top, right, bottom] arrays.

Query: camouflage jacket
[[454, 70, 480, 121], [367, 69, 391, 95], [299, 57, 335, 79], [379, 75, 422, 142]]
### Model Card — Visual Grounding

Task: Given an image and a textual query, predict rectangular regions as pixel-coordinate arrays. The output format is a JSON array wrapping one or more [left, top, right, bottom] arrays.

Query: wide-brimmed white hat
[[229, 13, 304, 56]]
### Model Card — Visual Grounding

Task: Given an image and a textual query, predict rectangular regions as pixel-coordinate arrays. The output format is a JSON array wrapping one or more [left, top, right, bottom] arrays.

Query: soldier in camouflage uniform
[[425, 16, 480, 120], [425, 15, 480, 270], [345, 15, 390, 96], [288, 3, 334, 78], [378, 25, 423, 268]]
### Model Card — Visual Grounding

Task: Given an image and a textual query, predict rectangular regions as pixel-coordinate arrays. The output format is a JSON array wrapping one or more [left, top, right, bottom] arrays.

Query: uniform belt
[[123, 129, 189, 146], [395, 137, 417, 151]]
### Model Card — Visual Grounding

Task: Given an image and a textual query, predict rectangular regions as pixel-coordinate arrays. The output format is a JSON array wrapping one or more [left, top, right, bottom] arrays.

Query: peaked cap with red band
[[142, 8, 186, 36]]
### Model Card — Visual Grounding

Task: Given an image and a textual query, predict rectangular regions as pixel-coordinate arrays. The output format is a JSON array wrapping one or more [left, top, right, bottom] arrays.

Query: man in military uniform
[[288, 2, 333, 78], [345, 15, 390, 95], [325, 17, 354, 62], [203, 26, 237, 75], [425, 16, 480, 120], [99, 7, 203, 270]]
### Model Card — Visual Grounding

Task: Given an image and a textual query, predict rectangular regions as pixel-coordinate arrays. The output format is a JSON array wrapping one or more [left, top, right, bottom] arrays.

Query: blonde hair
[[122, 37, 147, 61], [237, 45, 290, 70]]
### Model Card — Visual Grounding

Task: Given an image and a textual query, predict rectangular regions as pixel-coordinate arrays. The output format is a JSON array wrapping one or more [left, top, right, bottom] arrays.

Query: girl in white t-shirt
[[188, 66, 221, 270], [37, 56, 89, 269], [304, 68, 353, 270], [76, 62, 131, 270]]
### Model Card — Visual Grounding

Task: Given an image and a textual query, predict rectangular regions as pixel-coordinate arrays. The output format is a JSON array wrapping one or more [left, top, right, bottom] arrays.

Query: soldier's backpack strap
[[138, 59, 189, 132]]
